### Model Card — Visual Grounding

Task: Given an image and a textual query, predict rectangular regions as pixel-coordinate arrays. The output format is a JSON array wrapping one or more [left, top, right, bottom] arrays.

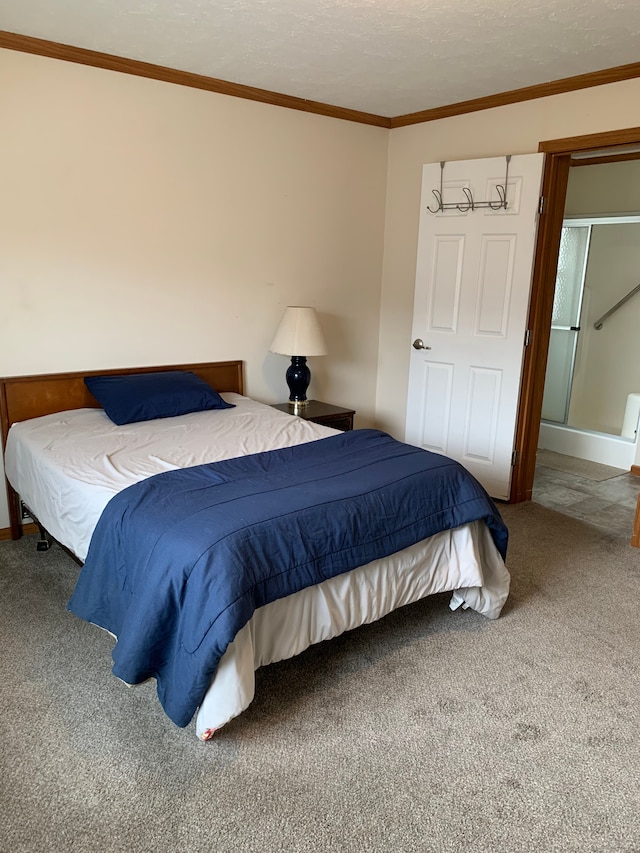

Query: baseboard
[[0, 522, 38, 541]]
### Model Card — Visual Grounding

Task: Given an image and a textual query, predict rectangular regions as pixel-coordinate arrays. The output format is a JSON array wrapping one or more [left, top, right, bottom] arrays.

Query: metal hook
[[488, 183, 507, 210], [458, 186, 474, 212], [427, 189, 443, 214]]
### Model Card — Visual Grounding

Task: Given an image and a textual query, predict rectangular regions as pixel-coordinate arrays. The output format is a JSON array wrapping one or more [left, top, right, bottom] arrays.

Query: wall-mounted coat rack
[[427, 155, 511, 214]]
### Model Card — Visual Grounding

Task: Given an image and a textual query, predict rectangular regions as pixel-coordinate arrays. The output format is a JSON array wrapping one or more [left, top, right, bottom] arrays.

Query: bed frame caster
[[35, 522, 52, 552], [20, 501, 53, 552]]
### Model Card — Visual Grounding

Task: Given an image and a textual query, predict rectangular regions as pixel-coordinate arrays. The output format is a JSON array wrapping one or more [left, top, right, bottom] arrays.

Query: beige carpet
[[536, 448, 626, 481], [2, 504, 640, 852]]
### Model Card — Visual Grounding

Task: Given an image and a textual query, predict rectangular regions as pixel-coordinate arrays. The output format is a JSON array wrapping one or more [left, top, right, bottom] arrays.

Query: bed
[[1, 360, 510, 739]]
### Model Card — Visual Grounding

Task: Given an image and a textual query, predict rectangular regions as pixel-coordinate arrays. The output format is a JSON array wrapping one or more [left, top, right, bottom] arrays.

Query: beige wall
[[377, 78, 640, 439], [565, 159, 640, 216], [3, 45, 640, 532], [0, 49, 389, 529]]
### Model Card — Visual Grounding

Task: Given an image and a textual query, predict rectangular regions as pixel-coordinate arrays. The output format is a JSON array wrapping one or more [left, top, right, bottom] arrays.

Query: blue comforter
[[68, 429, 508, 727]]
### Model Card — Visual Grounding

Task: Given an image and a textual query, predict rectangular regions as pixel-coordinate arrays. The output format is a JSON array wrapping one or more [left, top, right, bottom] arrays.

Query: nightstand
[[271, 400, 355, 431]]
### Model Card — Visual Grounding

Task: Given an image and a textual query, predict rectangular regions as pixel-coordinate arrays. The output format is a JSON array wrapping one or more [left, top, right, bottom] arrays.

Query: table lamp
[[269, 306, 327, 407]]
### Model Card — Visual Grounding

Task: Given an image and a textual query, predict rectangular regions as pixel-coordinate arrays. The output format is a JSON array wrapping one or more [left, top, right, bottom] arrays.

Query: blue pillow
[[84, 370, 235, 425]]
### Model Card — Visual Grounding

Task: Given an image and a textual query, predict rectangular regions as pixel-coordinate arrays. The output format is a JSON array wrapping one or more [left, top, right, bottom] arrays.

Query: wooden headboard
[[0, 360, 244, 540]]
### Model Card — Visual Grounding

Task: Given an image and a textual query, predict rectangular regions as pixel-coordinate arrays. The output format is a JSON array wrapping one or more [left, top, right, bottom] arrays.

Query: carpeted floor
[[1, 503, 639, 852]]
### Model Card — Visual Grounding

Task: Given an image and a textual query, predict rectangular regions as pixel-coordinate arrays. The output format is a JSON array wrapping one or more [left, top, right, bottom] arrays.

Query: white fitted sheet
[[4, 394, 510, 737], [4, 393, 338, 561]]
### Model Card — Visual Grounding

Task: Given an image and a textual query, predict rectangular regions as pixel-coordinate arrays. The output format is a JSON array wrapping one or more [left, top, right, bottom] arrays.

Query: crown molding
[[390, 62, 640, 128], [0, 30, 391, 128], [3, 30, 640, 130]]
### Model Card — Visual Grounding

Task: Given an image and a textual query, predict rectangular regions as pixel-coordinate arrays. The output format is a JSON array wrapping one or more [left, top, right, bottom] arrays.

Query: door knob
[[412, 338, 431, 350]]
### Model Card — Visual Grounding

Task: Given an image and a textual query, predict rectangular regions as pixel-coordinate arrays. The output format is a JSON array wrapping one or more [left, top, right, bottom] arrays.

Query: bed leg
[[35, 522, 52, 552], [22, 505, 52, 551], [18, 500, 53, 551], [7, 484, 22, 541]]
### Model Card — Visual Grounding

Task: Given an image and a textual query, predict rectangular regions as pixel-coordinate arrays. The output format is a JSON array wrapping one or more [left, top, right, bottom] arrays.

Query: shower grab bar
[[593, 281, 640, 330]]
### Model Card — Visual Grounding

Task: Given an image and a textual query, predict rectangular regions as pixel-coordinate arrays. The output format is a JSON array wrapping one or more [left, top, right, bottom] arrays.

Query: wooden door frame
[[510, 125, 640, 503]]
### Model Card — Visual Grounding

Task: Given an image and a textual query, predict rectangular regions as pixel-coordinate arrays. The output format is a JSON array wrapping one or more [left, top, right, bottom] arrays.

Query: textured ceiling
[[3, 0, 640, 117]]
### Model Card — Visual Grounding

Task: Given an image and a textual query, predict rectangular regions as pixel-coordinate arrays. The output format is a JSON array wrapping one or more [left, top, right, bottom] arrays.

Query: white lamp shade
[[269, 306, 328, 356]]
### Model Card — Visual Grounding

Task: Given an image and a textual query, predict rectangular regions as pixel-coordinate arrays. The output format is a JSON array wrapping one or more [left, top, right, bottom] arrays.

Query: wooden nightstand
[[271, 400, 355, 431]]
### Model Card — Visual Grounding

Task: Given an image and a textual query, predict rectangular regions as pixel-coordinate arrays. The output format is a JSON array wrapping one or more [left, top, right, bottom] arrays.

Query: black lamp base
[[286, 356, 311, 406]]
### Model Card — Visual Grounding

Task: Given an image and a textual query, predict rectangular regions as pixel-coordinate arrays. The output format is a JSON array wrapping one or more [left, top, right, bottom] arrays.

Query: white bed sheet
[[4, 394, 510, 737], [4, 393, 338, 562]]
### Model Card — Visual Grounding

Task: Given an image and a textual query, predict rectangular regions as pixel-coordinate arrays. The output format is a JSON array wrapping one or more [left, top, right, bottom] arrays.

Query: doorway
[[539, 209, 640, 469], [510, 126, 640, 504]]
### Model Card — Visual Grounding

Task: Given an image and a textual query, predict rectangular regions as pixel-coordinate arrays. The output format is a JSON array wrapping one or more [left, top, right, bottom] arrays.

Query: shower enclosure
[[539, 215, 640, 469]]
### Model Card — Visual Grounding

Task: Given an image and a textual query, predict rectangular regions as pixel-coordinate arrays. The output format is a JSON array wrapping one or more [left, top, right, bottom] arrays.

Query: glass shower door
[[541, 224, 591, 423]]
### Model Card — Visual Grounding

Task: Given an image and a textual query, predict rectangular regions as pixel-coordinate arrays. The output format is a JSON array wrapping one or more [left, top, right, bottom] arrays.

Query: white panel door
[[405, 154, 544, 499]]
